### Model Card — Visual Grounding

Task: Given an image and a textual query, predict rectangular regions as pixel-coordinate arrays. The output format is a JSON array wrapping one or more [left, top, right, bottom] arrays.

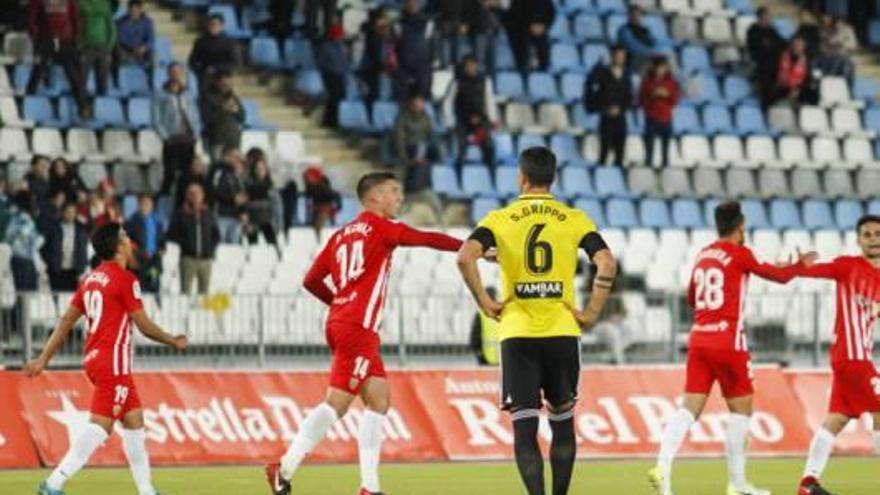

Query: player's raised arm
[[572, 232, 618, 328], [302, 250, 335, 305], [457, 227, 503, 320], [396, 223, 463, 251], [24, 305, 83, 377], [130, 310, 187, 350]]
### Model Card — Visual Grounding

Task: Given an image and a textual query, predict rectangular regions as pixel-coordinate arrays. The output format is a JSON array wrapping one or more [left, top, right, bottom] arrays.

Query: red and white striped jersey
[[303, 211, 461, 334], [71, 261, 144, 376], [795, 256, 880, 363], [687, 241, 802, 352]]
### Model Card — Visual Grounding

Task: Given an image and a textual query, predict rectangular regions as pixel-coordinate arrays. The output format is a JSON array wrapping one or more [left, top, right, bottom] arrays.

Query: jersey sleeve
[[468, 212, 500, 251], [789, 257, 848, 281], [574, 212, 606, 260], [121, 274, 145, 313], [736, 246, 800, 283], [70, 284, 86, 313], [384, 219, 463, 251]]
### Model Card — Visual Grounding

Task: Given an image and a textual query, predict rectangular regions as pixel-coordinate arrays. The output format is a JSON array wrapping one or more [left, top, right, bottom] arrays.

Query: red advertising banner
[[0, 367, 869, 468]]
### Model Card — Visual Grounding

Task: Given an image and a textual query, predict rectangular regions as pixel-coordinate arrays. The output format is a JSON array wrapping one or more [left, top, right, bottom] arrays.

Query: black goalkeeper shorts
[[500, 336, 581, 411]]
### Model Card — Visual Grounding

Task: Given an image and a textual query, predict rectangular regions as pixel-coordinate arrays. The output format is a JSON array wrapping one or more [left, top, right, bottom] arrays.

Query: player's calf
[[265, 462, 291, 495]]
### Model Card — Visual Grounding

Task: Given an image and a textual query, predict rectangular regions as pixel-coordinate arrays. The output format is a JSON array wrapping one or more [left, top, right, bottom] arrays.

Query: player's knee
[[547, 401, 575, 417], [823, 414, 850, 435]]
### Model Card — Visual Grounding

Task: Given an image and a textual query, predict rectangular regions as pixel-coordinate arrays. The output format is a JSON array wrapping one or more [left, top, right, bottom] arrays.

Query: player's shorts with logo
[[84, 359, 141, 419], [685, 347, 754, 398], [500, 336, 581, 411], [829, 360, 880, 417], [326, 322, 387, 394]]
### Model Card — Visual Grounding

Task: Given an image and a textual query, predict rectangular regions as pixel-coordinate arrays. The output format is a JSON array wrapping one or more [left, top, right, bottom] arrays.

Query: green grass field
[[1, 458, 876, 495]]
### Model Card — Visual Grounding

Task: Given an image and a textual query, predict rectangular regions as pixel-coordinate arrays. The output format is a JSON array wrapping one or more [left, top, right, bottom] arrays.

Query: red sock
[[800, 475, 818, 486]]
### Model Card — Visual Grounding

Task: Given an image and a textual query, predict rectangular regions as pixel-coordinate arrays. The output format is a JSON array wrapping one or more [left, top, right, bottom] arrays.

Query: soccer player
[[265, 172, 464, 495], [457, 147, 617, 495], [648, 201, 815, 495], [24, 223, 187, 495], [795, 214, 880, 495]]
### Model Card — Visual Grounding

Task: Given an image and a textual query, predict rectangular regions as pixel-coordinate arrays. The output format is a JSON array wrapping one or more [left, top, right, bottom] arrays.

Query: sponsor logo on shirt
[[514, 281, 563, 299]]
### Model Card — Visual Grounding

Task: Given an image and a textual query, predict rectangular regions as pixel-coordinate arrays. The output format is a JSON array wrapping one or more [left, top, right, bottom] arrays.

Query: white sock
[[803, 427, 836, 479], [358, 410, 385, 492], [46, 423, 109, 490], [656, 408, 696, 492], [280, 403, 338, 480], [725, 413, 750, 489], [874, 430, 880, 455], [122, 428, 155, 495]]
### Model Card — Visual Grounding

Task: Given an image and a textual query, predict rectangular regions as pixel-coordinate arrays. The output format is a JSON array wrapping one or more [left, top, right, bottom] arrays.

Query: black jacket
[[505, 0, 554, 30], [584, 63, 633, 114], [200, 86, 245, 147], [212, 165, 246, 218], [747, 24, 785, 70], [454, 72, 488, 122], [396, 11, 434, 72], [48, 172, 86, 204], [188, 33, 238, 78], [167, 205, 219, 259], [45, 220, 88, 274]]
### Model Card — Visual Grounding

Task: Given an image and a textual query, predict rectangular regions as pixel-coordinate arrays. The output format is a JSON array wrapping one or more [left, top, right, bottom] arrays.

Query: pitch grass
[[1, 458, 876, 495]]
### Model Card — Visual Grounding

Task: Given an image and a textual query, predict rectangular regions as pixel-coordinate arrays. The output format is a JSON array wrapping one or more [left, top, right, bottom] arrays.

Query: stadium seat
[[870, 19, 880, 48], [673, 105, 701, 135], [0, 96, 33, 128], [242, 99, 274, 130], [773, 17, 797, 39], [0, 128, 30, 161], [493, 132, 516, 164], [853, 78, 877, 101], [676, 135, 712, 167], [240, 130, 272, 154], [712, 135, 745, 165], [275, 130, 309, 165], [461, 166, 496, 198], [799, 106, 830, 135], [294, 69, 325, 97], [581, 43, 610, 71], [769, 199, 802, 229], [208, 4, 252, 39], [809, 137, 841, 167], [527, 72, 560, 102], [249, 37, 284, 70], [735, 106, 769, 136], [136, 130, 162, 162], [819, 77, 853, 108], [671, 15, 700, 42], [777, 136, 809, 168], [856, 169, 880, 199], [537, 103, 570, 133], [571, 105, 599, 132], [67, 128, 106, 162], [495, 167, 519, 197], [23, 95, 67, 127], [3, 31, 33, 62], [768, 105, 798, 133], [32, 127, 65, 157], [605, 198, 637, 228], [575, 198, 605, 227], [831, 108, 870, 138], [597, 0, 627, 14], [503, 103, 536, 132], [283, 38, 317, 69], [639, 199, 672, 228], [549, 15, 572, 41], [371, 101, 398, 132], [494, 38, 516, 71], [550, 133, 584, 165], [551, 44, 580, 74], [660, 168, 691, 197], [681, 46, 712, 75], [573, 14, 604, 41], [432, 166, 464, 198], [118, 66, 150, 96], [723, 75, 753, 105], [702, 16, 735, 44], [802, 200, 835, 230], [744, 136, 777, 167], [823, 170, 855, 198], [593, 167, 630, 198], [517, 134, 546, 155], [741, 199, 771, 229], [628, 168, 661, 197], [127, 97, 151, 129], [692, 168, 724, 198], [758, 169, 790, 198], [561, 167, 594, 198], [495, 72, 526, 101], [685, 73, 722, 105], [702, 105, 734, 135], [93, 97, 127, 128], [870, 200, 880, 216], [560, 72, 586, 104], [672, 199, 704, 228], [103, 129, 141, 162], [834, 199, 863, 229], [790, 170, 823, 198], [338, 100, 370, 132], [471, 197, 500, 224], [725, 169, 758, 198]]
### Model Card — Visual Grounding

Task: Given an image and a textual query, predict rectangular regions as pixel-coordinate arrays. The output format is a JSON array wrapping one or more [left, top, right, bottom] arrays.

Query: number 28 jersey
[[71, 261, 144, 376], [687, 241, 800, 352]]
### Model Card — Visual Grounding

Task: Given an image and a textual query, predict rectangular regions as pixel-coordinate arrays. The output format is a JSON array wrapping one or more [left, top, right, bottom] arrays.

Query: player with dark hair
[[25, 222, 187, 495], [795, 215, 880, 495], [457, 146, 617, 495], [266, 171, 466, 495], [649, 201, 816, 495]]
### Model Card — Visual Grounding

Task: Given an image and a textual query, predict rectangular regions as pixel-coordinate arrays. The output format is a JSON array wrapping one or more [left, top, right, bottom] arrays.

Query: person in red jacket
[[775, 35, 817, 106], [27, 0, 90, 119], [639, 55, 679, 168]]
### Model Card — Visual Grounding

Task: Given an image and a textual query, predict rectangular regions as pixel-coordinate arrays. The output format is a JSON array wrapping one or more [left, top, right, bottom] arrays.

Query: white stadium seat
[[798, 106, 829, 135]]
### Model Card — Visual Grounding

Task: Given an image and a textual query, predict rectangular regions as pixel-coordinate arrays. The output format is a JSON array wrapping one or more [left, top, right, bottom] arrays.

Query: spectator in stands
[[78, 0, 116, 96], [590, 294, 632, 364], [212, 147, 248, 243], [153, 62, 201, 197], [585, 46, 632, 166], [188, 13, 239, 85], [467, 0, 501, 71], [393, 94, 444, 223], [37, 190, 65, 244], [747, 7, 786, 109], [45, 201, 88, 291], [305, 0, 337, 39], [5, 190, 44, 291], [303, 166, 340, 233], [48, 158, 86, 205], [168, 183, 218, 295], [818, 14, 857, 80], [617, 5, 664, 74], [395, 0, 436, 100], [447, 55, 498, 177], [25, 154, 50, 216], [431, 0, 468, 67], [264, 0, 295, 51], [116, 0, 155, 68], [124, 194, 164, 292], [27, 0, 91, 119], [776, 36, 818, 106], [502, 0, 554, 73], [175, 155, 210, 207], [201, 70, 245, 161], [243, 150, 280, 253], [0, 179, 9, 238], [316, 20, 349, 128], [78, 179, 120, 231], [357, 9, 397, 105], [639, 56, 679, 168], [796, 9, 821, 60]]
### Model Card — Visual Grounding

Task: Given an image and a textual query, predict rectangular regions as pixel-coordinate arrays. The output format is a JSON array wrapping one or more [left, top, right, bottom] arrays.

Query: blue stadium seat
[[582, 43, 610, 71], [549, 16, 572, 41], [294, 69, 325, 96], [702, 105, 735, 135], [471, 197, 501, 224], [527, 72, 560, 102], [462, 166, 496, 197], [723, 75, 753, 105], [772, 17, 797, 40], [118, 66, 150, 96], [495, 71, 526, 101], [336, 197, 360, 225], [494, 132, 516, 164], [561, 167, 594, 198], [462, 145, 483, 163], [242, 99, 274, 130], [551, 44, 581, 74], [741, 200, 770, 229], [605, 198, 637, 228], [249, 37, 284, 70], [560, 72, 586, 104], [596, 0, 627, 15], [15, 64, 65, 96], [371, 101, 398, 132], [726, 0, 756, 14], [686, 74, 722, 105], [769, 199, 802, 229], [627, 110, 645, 134], [639, 199, 672, 228], [735, 106, 770, 135], [432, 165, 465, 198], [572, 105, 599, 132], [208, 5, 252, 39], [868, 199, 880, 215], [13, 64, 31, 94], [835, 199, 863, 229], [643, 15, 672, 46], [93, 97, 127, 128], [593, 167, 630, 198], [496, 167, 519, 197], [494, 37, 516, 71], [863, 107, 880, 134], [153, 38, 173, 65], [673, 105, 701, 135], [284, 38, 317, 69], [127, 98, 151, 129], [550, 134, 584, 165], [672, 199, 704, 228], [517, 134, 546, 154], [122, 194, 138, 219], [23, 96, 65, 127], [802, 200, 835, 230], [563, 0, 596, 15], [575, 198, 606, 227], [681, 46, 711, 75], [338, 99, 370, 132], [573, 14, 604, 41], [853, 78, 877, 102], [869, 19, 880, 47]]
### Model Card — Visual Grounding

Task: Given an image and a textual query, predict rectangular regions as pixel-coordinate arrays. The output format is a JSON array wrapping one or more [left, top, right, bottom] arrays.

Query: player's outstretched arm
[[302, 254, 334, 305], [572, 248, 617, 328], [748, 250, 820, 283], [397, 224, 463, 252], [457, 239, 504, 320], [24, 305, 83, 377], [130, 310, 187, 350]]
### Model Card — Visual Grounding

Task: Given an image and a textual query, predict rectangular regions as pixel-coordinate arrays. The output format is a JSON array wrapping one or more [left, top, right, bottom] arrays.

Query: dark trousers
[[160, 140, 195, 196], [508, 28, 550, 72], [281, 181, 300, 229], [395, 66, 433, 100], [305, 0, 337, 38], [246, 222, 279, 248], [28, 39, 88, 111], [321, 71, 345, 128], [456, 121, 496, 178], [49, 269, 80, 292], [11, 257, 38, 291], [644, 119, 672, 167], [599, 114, 627, 165], [81, 45, 112, 96]]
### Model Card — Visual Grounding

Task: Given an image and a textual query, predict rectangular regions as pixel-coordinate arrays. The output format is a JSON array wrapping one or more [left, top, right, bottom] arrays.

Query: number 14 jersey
[[688, 241, 802, 352]]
